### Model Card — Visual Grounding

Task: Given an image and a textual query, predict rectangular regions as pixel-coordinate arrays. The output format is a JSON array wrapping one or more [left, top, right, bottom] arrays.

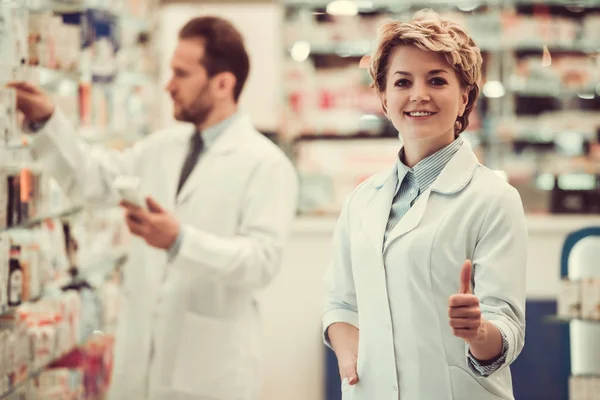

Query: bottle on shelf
[[8, 245, 23, 307], [0, 233, 9, 311]]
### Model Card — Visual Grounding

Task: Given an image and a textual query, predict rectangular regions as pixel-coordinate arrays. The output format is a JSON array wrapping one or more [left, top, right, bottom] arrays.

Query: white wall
[[258, 226, 332, 400], [157, 3, 283, 132]]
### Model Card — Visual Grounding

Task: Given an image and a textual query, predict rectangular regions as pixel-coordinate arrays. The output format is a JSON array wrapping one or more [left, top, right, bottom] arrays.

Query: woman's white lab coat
[[324, 143, 527, 400], [32, 110, 299, 400]]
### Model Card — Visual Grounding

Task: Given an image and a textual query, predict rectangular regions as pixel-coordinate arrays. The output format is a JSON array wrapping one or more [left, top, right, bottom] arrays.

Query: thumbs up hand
[[448, 260, 484, 343]]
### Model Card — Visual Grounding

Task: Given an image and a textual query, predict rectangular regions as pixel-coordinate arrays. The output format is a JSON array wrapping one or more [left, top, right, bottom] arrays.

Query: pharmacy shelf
[[0, 249, 127, 318], [1, 129, 146, 151], [35, 66, 155, 86], [0, 0, 156, 396], [296, 41, 598, 58], [511, 0, 600, 6], [1, 367, 45, 399], [283, 0, 600, 10], [0, 205, 85, 233], [544, 315, 600, 324], [513, 43, 599, 54], [510, 83, 600, 98], [0, 329, 106, 400], [292, 128, 482, 141], [25, 0, 155, 24], [283, 0, 496, 8]]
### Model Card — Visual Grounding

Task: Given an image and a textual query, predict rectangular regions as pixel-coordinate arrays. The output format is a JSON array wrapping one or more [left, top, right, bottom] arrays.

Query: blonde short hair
[[369, 10, 483, 135]]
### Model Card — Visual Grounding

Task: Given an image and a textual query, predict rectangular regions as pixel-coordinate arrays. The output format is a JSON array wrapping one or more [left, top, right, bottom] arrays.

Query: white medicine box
[[558, 279, 581, 319], [580, 279, 600, 320]]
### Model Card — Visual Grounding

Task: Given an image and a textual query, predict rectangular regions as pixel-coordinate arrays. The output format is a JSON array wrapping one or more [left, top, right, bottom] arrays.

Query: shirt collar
[[196, 111, 239, 149], [396, 136, 464, 192]]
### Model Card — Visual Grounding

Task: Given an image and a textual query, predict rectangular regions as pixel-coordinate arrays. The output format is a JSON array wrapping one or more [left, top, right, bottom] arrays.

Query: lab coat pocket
[[172, 312, 247, 397], [448, 366, 505, 400]]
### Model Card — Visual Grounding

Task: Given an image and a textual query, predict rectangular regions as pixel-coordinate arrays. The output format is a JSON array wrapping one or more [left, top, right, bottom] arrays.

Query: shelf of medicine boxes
[[0, 330, 107, 400], [26, 0, 158, 24], [302, 41, 599, 58], [0, 203, 128, 316], [35, 66, 156, 87], [544, 315, 600, 324], [0, 250, 127, 319], [1, 65, 156, 146], [39, 67, 156, 144], [0, 291, 119, 400], [283, 0, 600, 9], [23, 0, 160, 105], [0, 204, 84, 233], [283, 8, 600, 135], [0, 210, 126, 397], [284, 0, 600, 58]]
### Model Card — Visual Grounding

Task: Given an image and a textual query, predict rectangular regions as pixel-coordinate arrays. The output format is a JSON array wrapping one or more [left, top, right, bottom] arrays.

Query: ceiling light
[[457, 2, 480, 12], [577, 93, 595, 100], [482, 81, 505, 98], [326, 0, 359, 16], [290, 41, 311, 62]]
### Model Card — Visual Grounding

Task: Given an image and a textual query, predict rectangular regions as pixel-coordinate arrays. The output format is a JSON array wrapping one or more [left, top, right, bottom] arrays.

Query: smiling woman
[[368, 10, 483, 167], [381, 47, 470, 167], [323, 9, 527, 400]]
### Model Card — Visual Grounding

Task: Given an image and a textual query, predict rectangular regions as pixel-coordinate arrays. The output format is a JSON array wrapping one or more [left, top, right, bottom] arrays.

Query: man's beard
[[173, 85, 214, 125], [175, 102, 214, 125]]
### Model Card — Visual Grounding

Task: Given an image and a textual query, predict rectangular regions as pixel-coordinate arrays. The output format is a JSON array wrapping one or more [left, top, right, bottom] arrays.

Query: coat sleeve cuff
[[166, 228, 184, 262], [322, 308, 359, 349], [466, 327, 509, 377], [488, 317, 519, 364]]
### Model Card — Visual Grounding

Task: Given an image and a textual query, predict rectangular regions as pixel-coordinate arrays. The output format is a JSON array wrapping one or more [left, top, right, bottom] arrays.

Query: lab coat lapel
[[383, 142, 480, 251], [361, 166, 398, 256], [383, 187, 431, 253], [430, 143, 479, 195], [175, 115, 250, 205]]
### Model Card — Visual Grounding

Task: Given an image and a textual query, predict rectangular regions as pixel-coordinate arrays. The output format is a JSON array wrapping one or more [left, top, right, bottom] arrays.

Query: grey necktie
[[177, 131, 204, 195]]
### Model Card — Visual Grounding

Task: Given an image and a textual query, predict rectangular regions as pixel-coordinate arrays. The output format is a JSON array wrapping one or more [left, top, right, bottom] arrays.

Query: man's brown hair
[[179, 16, 250, 102]]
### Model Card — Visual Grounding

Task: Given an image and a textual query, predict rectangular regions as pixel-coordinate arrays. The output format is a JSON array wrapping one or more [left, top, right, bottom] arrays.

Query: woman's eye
[[430, 77, 447, 86], [395, 79, 411, 87]]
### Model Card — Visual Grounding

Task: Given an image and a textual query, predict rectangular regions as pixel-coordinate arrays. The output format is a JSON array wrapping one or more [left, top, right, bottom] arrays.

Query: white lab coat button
[[393, 385, 398, 392], [409, 189, 415, 195], [388, 324, 392, 331]]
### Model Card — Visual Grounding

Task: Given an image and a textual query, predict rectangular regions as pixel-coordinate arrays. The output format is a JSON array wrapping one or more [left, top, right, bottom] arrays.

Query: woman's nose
[[409, 83, 431, 103]]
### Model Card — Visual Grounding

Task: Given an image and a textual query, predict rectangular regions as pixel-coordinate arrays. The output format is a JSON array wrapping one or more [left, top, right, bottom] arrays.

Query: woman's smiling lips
[[404, 110, 437, 120]]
